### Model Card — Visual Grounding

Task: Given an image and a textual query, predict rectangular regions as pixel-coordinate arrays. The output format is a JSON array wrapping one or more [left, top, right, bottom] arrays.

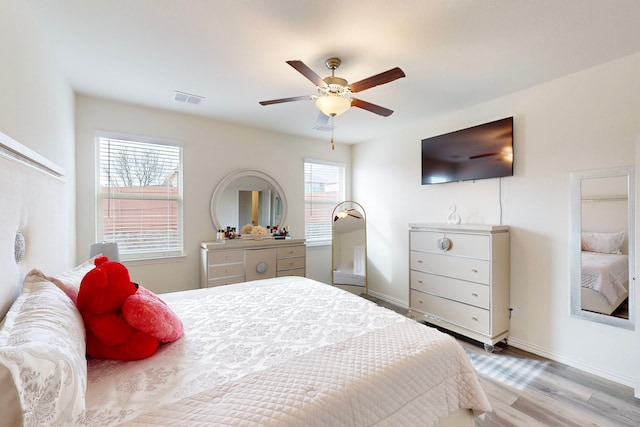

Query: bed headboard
[[0, 131, 66, 320]]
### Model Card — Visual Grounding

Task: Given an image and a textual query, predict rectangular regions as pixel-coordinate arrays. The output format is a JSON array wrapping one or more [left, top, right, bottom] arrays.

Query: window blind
[[97, 137, 183, 259], [304, 161, 345, 242]]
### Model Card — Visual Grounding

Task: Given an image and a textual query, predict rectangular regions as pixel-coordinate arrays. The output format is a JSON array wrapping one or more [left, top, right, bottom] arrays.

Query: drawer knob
[[471, 268, 478, 273], [471, 316, 478, 321], [472, 292, 478, 297], [417, 259, 423, 263], [436, 237, 452, 251], [256, 262, 268, 273]]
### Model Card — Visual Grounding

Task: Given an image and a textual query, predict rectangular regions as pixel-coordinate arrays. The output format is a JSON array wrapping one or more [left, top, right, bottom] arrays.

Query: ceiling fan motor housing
[[321, 76, 349, 96]]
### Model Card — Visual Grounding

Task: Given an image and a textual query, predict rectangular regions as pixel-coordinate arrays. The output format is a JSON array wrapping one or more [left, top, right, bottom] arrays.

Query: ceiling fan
[[334, 207, 363, 222], [259, 57, 406, 129]]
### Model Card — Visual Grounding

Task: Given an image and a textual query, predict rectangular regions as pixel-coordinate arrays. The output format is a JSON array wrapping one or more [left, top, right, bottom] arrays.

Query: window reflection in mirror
[[570, 166, 635, 330]]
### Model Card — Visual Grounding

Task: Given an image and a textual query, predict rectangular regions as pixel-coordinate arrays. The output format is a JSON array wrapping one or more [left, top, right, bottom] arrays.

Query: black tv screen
[[421, 117, 514, 185]]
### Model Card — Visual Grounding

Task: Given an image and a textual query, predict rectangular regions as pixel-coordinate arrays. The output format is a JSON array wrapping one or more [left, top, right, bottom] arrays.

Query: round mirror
[[210, 170, 287, 232]]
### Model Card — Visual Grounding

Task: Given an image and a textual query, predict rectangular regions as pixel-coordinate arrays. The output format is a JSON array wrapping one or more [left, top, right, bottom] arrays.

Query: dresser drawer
[[207, 275, 244, 287], [277, 256, 305, 271], [208, 250, 244, 265], [245, 248, 277, 281], [410, 231, 490, 259], [208, 263, 244, 280], [277, 245, 305, 259], [277, 268, 305, 277], [410, 251, 489, 284], [410, 290, 490, 334], [410, 270, 489, 309]]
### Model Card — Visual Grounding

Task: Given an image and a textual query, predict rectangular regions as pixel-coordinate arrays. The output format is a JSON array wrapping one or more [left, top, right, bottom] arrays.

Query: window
[[97, 135, 183, 260], [304, 160, 345, 243]]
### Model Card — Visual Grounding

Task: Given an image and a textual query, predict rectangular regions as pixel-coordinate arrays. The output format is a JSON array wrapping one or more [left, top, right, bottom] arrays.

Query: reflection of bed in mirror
[[579, 179, 630, 317], [581, 250, 629, 315]]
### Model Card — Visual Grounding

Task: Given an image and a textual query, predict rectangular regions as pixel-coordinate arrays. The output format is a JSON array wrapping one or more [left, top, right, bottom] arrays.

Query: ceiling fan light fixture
[[315, 95, 351, 117]]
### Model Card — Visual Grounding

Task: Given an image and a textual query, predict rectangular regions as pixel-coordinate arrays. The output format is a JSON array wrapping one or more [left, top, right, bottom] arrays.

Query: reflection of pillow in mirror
[[581, 231, 625, 254]]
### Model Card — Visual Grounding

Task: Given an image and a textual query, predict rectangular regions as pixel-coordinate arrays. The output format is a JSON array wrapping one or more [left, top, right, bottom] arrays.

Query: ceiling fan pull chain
[[330, 117, 335, 150]]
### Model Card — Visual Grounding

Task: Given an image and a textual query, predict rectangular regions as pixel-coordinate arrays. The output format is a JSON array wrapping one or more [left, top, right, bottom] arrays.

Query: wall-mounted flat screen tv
[[421, 117, 514, 185]]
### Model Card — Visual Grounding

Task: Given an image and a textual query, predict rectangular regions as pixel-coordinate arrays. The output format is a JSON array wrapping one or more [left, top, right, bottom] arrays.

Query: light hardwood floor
[[369, 297, 640, 426]]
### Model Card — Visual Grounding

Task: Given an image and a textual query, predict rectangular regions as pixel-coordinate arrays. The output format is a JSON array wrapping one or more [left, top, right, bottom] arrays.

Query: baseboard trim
[[367, 290, 408, 309], [507, 337, 634, 388]]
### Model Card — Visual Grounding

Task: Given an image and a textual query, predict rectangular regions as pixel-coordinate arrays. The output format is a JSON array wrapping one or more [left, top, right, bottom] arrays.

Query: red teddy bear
[[76, 256, 183, 361]]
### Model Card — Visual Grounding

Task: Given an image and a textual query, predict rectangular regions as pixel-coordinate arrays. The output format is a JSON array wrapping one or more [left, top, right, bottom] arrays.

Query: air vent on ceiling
[[174, 91, 204, 105]]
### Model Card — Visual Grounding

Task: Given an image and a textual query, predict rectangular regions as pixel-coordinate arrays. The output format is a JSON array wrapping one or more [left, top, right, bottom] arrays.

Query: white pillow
[[0, 270, 87, 426], [581, 231, 626, 254], [48, 257, 97, 304]]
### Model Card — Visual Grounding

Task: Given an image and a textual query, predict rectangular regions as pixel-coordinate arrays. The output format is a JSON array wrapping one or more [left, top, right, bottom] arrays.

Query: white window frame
[[95, 133, 184, 261], [304, 159, 346, 245]]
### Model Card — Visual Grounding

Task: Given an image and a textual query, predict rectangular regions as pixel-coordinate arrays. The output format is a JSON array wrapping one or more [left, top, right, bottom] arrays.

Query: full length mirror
[[332, 201, 368, 298], [570, 166, 635, 329], [210, 169, 287, 232]]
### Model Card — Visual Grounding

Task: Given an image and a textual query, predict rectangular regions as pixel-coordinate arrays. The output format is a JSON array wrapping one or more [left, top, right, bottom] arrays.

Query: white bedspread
[[83, 277, 490, 426], [581, 251, 629, 304]]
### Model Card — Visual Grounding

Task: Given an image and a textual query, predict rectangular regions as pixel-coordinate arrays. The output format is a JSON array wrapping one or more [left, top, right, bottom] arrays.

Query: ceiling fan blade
[[348, 67, 406, 93], [259, 95, 312, 106], [351, 98, 394, 117], [469, 152, 500, 159], [286, 60, 327, 88]]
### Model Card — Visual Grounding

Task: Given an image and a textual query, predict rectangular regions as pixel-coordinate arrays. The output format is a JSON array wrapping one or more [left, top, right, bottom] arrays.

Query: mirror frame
[[570, 165, 635, 329], [210, 169, 287, 232]]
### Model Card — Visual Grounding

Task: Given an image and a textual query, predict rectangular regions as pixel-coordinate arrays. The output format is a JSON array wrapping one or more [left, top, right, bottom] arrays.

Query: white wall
[[0, 0, 75, 269], [353, 53, 640, 386], [75, 96, 350, 293]]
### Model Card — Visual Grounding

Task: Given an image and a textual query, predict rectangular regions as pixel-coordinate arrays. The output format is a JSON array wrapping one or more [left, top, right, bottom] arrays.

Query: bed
[[0, 132, 491, 426], [581, 250, 629, 315], [580, 230, 629, 315]]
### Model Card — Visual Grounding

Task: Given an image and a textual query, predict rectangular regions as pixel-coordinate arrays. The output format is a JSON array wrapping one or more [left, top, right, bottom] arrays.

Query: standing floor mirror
[[332, 201, 368, 298], [570, 166, 635, 329]]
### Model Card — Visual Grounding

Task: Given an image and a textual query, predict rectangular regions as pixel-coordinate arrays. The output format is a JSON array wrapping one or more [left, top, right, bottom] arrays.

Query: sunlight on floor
[[465, 350, 549, 390]]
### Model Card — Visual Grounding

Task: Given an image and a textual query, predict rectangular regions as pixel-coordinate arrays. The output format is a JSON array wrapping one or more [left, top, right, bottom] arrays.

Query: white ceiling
[[27, 0, 640, 144]]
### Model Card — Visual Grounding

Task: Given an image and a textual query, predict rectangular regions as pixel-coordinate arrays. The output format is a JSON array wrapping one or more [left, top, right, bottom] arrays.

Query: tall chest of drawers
[[200, 239, 306, 288], [408, 224, 509, 350]]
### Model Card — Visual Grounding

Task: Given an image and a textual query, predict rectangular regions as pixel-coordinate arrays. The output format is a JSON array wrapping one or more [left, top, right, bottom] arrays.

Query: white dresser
[[408, 224, 509, 351], [200, 239, 306, 288]]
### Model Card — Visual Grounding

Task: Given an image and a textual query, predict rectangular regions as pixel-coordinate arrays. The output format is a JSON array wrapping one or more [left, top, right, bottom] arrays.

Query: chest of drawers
[[200, 239, 306, 288], [408, 224, 509, 350]]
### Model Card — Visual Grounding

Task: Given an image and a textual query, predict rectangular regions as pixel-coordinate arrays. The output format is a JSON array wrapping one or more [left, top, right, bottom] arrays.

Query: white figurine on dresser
[[408, 224, 509, 352], [200, 239, 306, 288]]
